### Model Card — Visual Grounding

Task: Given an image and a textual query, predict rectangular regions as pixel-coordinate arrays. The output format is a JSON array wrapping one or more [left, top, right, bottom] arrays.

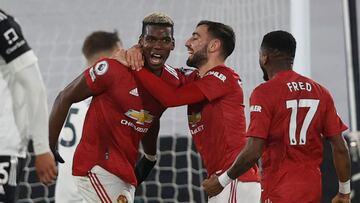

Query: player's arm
[[202, 137, 264, 197], [112, 47, 205, 107], [14, 65, 50, 154], [10, 62, 59, 185], [135, 119, 160, 185], [49, 74, 93, 158], [329, 134, 351, 203], [135, 68, 206, 107]]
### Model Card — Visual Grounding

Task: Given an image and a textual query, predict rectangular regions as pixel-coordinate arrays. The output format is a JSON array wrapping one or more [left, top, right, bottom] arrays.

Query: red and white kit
[[247, 70, 348, 203], [73, 59, 181, 202]]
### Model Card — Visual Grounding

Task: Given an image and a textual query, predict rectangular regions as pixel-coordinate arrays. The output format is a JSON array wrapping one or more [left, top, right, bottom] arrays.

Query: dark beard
[[186, 45, 208, 68], [261, 66, 269, 81]]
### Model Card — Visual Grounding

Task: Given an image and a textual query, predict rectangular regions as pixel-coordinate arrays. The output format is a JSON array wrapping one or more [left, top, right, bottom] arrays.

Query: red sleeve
[[193, 67, 234, 101], [135, 68, 206, 107], [84, 59, 119, 95], [246, 86, 272, 139], [322, 90, 348, 137]]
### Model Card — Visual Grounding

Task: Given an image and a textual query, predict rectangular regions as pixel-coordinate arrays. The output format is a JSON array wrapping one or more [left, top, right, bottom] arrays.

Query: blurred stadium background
[[2, 0, 359, 202]]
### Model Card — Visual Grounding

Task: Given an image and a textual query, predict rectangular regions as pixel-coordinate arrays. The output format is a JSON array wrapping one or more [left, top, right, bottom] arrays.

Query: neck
[[198, 57, 225, 77], [150, 68, 162, 76], [145, 61, 163, 76], [267, 65, 292, 80]]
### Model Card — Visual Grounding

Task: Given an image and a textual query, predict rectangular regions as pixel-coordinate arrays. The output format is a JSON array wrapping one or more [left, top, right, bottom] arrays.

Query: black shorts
[[0, 156, 23, 203]]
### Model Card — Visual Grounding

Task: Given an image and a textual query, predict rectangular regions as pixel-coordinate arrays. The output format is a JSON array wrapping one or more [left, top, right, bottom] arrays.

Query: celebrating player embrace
[[49, 13, 183, 202]]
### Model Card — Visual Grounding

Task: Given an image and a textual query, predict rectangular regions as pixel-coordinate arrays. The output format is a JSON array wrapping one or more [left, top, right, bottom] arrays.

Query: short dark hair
[[82, 30, 122, 60], [197, 20, 235, 59], [142, 12, 174, 38], [261, 30, 296, 58]]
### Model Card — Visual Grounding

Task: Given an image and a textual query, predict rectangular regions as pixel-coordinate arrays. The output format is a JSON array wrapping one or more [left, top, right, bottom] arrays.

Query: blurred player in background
[[49, 12, 183, 202], [55, 30, 123, 203], [118, 20, 261, 203], [0, 9, 56, 202], [202, 30, 351, 203]]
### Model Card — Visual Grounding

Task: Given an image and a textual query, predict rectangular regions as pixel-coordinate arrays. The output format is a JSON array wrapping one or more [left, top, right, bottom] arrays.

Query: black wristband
[[52, 149, 65, 163], [135, 155, 156, 185]]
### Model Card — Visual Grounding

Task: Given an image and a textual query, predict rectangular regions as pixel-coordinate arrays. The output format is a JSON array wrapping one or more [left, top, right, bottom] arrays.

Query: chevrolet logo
[[188, 112, 201, 127], [125, 109, 154, 125]]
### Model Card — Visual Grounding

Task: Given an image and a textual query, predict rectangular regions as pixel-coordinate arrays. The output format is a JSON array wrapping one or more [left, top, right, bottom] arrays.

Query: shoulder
[[0, 10, 11, 24], [163, 64, 181, 80], [205, 65, 241, 83], [301, 75, 332, 98], [91, 58, 130, 75], [250, 81, 276, 100]]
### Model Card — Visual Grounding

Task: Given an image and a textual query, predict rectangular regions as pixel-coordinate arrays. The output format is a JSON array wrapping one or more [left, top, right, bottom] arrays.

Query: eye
[[191, 36, 198, 41], [145, 36, 156, 42], [162, 38, 172, 43]]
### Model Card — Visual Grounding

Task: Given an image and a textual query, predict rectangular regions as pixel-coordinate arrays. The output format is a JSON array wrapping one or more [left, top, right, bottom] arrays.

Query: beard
[[186, 45, 208, 68], [260, 65, 269, 81]]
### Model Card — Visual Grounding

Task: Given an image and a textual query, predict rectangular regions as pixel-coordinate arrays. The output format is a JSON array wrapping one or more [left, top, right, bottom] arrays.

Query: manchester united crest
[[117, 195, 128, 203]]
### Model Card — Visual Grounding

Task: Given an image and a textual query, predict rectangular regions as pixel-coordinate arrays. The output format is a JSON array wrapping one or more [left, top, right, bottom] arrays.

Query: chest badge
[[188, 112, 201, 127], [129, 88, 139, 96], [125, 109, 154, 125]]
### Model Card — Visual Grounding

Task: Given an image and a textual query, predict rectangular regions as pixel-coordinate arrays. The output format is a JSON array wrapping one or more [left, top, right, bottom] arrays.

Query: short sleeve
[[84, 59, 119, 95], [246, 87, 272, 139], [322, 91, 348, 137], [194, 67, 235, 101]]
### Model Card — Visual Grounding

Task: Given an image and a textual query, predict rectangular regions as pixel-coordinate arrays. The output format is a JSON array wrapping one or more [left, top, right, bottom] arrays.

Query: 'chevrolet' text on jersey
[[186, 65, 259, 182], [247, 70, 347, 202], [73, 59, 181, 186]]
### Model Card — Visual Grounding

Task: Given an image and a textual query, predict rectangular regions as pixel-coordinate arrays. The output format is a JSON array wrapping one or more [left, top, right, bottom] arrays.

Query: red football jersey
[[247, 70, 348, 202], [187, 65, 259, 182], [72, 59, 181, 186]]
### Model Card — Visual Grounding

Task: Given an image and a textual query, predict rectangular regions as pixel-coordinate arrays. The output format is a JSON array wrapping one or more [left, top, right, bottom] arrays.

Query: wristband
[[144, 153, 157, 161], [339, 180, 351, 194], [218, 172, 233, 187]]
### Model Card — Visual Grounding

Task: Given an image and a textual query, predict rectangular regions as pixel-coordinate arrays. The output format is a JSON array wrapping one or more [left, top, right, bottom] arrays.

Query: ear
[[259, 49, 269, 65], [208, 39, 221, 53], [171, 39, 175, 50]]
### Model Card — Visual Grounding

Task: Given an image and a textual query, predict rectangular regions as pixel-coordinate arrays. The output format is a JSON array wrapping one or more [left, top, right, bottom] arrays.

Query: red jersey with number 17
[[186, 65, 259, 182], [247, 70, 347, 202], [72, 59, 181, 186]]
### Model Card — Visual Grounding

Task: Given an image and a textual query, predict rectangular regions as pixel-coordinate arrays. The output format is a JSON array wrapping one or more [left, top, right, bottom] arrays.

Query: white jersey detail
[[55, 98, 91, 203], [164, 64, 179, 79], [129, 88, 139, 97]]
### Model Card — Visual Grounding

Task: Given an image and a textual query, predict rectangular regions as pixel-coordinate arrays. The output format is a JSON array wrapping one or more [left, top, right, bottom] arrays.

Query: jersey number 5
[[60, 107, 79, 147], [286, 99, 319, 145]]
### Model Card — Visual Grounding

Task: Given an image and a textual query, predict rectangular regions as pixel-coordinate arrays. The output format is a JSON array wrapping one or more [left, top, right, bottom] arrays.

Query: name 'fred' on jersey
[[246, 70, 347, 197]]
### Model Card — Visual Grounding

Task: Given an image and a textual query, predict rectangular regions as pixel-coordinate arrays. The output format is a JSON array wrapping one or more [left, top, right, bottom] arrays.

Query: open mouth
[[187, 48, 194, 57], [150, 53, 163, 65]]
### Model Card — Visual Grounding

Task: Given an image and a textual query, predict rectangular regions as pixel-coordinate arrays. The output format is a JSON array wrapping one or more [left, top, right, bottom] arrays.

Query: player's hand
[[202, 174, 224, 197], [112, 48, 129, 67], [332, 193, 351, 203], [126, 44, 144, 71], [35, 152, 58, 185]]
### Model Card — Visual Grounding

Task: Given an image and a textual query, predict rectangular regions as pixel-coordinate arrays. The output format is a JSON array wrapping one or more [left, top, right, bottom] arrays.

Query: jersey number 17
[[286, 99, 319, 145]]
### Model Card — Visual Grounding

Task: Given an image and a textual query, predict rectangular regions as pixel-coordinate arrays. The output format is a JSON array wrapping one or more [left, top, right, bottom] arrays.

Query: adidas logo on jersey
[[129, 88, 139, 96]]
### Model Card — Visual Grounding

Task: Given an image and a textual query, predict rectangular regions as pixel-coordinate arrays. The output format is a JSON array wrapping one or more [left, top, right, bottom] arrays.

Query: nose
[[153, 40, 163, 49], [185, 39, 191, 49]]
